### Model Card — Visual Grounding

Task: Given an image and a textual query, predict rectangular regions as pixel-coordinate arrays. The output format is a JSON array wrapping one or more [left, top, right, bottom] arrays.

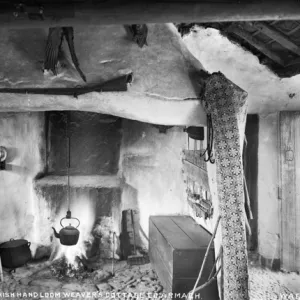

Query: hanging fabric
[[202, 72, 249, 300]]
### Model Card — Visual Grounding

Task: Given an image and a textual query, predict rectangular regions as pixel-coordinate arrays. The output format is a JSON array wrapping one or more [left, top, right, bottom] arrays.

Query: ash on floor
[[0, 258, 299, 300], [0, 260, 165, 300]]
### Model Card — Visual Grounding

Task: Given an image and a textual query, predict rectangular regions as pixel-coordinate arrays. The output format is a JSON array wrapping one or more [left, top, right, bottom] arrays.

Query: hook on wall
[[0, 146, 7, 170]]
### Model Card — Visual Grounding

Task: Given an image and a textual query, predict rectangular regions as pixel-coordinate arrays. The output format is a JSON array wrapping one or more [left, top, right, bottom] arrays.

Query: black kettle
[[52, 211, 80, 246]]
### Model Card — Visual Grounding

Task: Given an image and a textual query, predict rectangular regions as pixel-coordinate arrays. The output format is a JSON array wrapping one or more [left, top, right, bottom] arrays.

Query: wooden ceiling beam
[[0, 91, 207, 126], [226, 25, 286, 66], [2, 1, 300, 28], [253, 22, 300, 56]]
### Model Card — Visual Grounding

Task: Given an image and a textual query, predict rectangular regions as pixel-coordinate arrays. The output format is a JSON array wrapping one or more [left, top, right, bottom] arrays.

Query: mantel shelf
[[34, 175, 122, 189]]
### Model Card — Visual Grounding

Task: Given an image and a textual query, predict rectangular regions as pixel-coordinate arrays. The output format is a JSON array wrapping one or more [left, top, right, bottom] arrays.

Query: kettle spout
[[52, 227, 60, 239]]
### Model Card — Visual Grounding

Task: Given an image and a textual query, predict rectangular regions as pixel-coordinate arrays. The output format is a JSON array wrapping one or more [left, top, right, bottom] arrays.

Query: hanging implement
[[51, 113, 80, 246]]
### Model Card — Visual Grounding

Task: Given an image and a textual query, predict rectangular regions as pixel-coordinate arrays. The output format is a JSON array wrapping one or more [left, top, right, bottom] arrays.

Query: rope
[[66, 112, 71, 212]]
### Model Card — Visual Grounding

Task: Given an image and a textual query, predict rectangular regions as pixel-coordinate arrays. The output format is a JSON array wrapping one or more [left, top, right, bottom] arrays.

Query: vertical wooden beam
[[279, 112, 300, 272]]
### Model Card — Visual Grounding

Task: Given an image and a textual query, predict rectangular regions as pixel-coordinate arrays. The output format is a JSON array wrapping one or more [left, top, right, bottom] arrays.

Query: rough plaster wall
[[119, 120, 189, 249], [0, 25, 202, 96], [257, 113, 280, 260], [0, 112, 45, 253], [0, 25, 197, 96], [0, 24, 207, 125], [183, 27, 300, 114]]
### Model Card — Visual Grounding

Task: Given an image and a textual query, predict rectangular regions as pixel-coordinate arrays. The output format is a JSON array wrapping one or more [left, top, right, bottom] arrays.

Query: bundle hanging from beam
[[44, 27, 86, 82]]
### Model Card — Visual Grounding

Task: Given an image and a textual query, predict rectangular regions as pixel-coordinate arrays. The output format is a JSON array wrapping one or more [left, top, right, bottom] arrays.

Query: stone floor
[[248, 264, 300, 300], [0, 259, 165, 300], [0, 258, 299, 300]]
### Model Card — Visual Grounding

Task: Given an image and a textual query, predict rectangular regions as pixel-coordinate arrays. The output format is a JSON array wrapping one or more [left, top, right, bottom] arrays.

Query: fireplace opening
[[0, 110, 194, 298]]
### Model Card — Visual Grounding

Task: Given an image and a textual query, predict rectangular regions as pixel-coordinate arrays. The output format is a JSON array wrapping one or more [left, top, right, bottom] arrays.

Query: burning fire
[[51, 195, 96, 267]]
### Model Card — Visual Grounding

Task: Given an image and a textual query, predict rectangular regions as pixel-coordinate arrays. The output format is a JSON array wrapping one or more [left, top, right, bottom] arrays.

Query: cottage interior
[[0, 1, 300, 300]]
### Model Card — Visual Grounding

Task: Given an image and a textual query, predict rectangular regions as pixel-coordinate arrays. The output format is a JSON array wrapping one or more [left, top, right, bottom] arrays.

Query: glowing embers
[[50, 194, 96, 267], [50, 256, 93, 280]]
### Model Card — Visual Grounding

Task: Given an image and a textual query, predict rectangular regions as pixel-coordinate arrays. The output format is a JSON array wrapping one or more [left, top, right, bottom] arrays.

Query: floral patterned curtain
[[202, 72, 249, 300]]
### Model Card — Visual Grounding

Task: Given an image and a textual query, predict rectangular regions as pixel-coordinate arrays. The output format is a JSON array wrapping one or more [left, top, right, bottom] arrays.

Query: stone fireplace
[[35, 111, 123, 264], [0, 110, 189, 267]]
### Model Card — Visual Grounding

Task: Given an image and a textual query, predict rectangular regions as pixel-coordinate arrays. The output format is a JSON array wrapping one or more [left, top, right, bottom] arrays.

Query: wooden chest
[[149, 215, 219, 300]]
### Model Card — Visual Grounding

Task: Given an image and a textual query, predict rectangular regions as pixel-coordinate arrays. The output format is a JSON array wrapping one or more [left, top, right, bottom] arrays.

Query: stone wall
[[0, 111, 194, 261], [119, 120, 190, 250], [34, 111, 123, 261], [0, 112, 45, 255]]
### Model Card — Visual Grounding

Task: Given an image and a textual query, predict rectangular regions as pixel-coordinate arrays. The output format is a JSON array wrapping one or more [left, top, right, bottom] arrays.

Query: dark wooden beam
[[2, 1, 300, 28], [226, 25, 286, 66], [253, 22, 300, 56]]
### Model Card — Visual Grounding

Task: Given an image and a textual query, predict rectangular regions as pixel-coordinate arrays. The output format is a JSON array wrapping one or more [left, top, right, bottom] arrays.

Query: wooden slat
[[293, 114, 300, 271], [3, 1, 300, 28], [183, 150, 207, 172], [280, 112, 300, 272], [253, 22, 300, 56], [182, 159, 210, 191], [149, 242, 173, 292], [227, 25, 286, 66], [149, 218, 174, 273], [150, 216, 199, 250], [173, 249, 215, 279], [149, 215, 218, 298], [280, 111, 294, 271], [170, 215, 213, 249]]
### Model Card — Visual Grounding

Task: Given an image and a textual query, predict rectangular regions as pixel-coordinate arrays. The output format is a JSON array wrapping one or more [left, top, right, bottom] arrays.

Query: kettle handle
[[60, 217, 80, 228]]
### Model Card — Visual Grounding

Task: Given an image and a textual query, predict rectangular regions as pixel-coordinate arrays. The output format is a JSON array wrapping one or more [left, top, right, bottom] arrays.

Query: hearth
[[50, 257, 94, 280], [0, 110, 189, 299]]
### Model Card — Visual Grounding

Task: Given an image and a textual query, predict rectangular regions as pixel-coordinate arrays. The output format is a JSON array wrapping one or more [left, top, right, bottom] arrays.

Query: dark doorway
[[243, 114, 259, 251]]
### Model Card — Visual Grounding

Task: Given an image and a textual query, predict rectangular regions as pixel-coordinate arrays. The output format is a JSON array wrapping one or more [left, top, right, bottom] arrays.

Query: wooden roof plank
[[226, 25, 286, 66], [3, 1, 300, 28], [253, 22, 300, 56]]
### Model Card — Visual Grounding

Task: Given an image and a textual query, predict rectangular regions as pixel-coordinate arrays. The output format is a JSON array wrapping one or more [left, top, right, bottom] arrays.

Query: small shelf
[[34, 175, 122, 189]]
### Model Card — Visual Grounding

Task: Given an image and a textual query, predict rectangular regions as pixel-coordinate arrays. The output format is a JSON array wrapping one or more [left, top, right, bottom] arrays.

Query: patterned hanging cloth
[[202, 72, 249, 300]]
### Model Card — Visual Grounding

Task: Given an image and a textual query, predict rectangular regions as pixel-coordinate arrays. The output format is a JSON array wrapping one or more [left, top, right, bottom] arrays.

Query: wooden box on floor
[[149, 215, 219, 300]]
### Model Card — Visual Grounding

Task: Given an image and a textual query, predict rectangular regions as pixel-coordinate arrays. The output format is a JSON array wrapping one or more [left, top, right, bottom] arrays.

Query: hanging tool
[[201, 114, 215, 164], [127, 209, 145, 265], [111, 231, 116, 276], [51, 112, 80, 246]]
